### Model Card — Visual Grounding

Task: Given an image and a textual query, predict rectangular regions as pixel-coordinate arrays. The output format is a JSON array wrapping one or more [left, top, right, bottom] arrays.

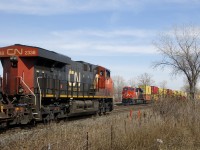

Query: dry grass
[[1, 98, 200, 150]]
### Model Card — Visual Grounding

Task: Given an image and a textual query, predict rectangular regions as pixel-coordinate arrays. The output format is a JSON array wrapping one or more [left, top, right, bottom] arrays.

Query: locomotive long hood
[[0, 44, 72, 65]]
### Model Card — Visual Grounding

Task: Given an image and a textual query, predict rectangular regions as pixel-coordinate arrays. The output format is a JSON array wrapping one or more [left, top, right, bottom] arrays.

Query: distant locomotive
[[122, 86, 145, 105], [0, 44, 113, 127]]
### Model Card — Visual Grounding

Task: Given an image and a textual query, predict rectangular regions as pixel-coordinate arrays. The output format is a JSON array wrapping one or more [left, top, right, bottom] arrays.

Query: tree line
[[113, 25, 200, 101]]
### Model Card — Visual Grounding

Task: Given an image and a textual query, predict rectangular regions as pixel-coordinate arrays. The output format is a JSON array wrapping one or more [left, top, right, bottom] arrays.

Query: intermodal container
[[151, 86, 159, 94], [163, 89, 167, 95], [159, 88, 164, 95], [172, 90, 176, 97], [173, 90, 179, 96], [184, 92, 187, 98], [167, 89, 173, 95], [139, 85, 151, 94], [180, 91, 185, 96]]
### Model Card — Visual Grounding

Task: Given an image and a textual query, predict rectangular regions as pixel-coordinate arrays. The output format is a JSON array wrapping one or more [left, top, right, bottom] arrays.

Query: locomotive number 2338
[[0, 48, 38, 56]]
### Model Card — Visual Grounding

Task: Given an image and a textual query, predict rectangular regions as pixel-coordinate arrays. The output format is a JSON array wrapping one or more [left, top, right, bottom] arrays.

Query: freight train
[[122, 85, 187, 105], [0, 44, 113, 128]]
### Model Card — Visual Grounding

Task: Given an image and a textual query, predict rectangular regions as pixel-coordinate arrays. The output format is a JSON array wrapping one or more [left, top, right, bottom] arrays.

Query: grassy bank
[[1, 99, 200, 150]]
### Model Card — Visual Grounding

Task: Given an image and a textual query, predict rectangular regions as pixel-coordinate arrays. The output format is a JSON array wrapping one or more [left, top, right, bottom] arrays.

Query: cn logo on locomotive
[[0, 48, 37, 57], [7, 48, 23, 55], [68, 69, 81, 87]]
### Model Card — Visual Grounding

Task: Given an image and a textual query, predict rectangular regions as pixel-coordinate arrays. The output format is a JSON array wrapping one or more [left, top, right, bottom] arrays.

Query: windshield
[[123, 87, 128, 91]]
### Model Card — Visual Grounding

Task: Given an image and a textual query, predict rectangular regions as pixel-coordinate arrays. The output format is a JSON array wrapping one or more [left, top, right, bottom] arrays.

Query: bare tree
[[127, 78, 137, 87], [159, 80, 168, 89], [112, 75, 126, 102], [181, 79, 190, 93], [137, 72, 155, 86], [153, 25, 200, 99]]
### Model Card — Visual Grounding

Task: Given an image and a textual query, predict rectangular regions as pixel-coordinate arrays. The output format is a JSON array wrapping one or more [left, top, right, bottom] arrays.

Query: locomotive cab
[[96, 66, 113, 97]]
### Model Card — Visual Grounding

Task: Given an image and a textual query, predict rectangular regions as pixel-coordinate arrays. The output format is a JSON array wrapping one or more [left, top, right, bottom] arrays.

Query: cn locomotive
[[0, 44, 113, 127], [122, 86, 145, 105]]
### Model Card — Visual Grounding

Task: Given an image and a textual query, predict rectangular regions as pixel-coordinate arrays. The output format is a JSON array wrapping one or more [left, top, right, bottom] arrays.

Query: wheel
[[98, 110, 102, 116], [54, 113, 60, 123], [43, 114, 50, 124], [31, 119, 36, 126]]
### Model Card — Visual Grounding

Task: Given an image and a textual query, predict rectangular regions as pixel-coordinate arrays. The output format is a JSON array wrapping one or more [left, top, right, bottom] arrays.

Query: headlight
[[18, 87, 24, 94]]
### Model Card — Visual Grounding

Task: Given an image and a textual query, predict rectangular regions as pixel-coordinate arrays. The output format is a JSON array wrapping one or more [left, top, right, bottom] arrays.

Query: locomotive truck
[[0, 44, 113, 127]]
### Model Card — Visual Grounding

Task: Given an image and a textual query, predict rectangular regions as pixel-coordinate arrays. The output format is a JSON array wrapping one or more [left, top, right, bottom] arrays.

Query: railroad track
[[112, 103, 152, 113]]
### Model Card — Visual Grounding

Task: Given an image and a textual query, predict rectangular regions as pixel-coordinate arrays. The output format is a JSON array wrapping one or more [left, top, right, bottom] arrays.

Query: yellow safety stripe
[[44, 94, 112, 99]]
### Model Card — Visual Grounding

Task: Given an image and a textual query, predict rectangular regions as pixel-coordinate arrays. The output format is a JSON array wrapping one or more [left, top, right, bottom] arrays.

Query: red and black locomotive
[[0, 44, 113, 127]]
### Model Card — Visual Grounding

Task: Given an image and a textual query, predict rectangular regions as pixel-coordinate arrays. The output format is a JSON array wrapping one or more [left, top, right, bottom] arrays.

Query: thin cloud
[[0, 28, 157, 56], [48, 29, 157, 55], [32, 41, 156, 56], [51, 29, 155, 39], [93, 45, 156, 54], [0, 0, 141, 15], [0, 0, 198, 15]]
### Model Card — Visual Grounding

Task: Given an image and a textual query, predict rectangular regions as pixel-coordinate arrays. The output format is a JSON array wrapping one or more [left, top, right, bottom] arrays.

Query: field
[[1, 98, 200, 150]]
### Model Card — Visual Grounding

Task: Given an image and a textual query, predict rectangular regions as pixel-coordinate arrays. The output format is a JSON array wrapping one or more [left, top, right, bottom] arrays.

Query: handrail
[[0, 76, 2, 89], [0, 76, 3, 92], [17, 76, 37, 106], [37, 77, 42, 108]]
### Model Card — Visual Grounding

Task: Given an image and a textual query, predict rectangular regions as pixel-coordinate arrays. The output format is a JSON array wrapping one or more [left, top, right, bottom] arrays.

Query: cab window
[[100, 70, 104, 76], [106, 70, 110, 78], [123, 87, 128, 91]]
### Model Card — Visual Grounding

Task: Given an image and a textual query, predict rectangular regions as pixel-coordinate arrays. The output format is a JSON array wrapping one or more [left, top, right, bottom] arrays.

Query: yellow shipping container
[[181, 91, 186, 97], [172, 90, 176, 96], [159, 88, 164, 95], [174, 90, 179, 96], [163, 89, 167, 95], [139, 85, 151, 94], [184, 92, 188, 97]]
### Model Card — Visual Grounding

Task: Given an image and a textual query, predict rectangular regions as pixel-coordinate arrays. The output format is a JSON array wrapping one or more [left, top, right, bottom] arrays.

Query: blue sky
[[0, 0, 200, 90]]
